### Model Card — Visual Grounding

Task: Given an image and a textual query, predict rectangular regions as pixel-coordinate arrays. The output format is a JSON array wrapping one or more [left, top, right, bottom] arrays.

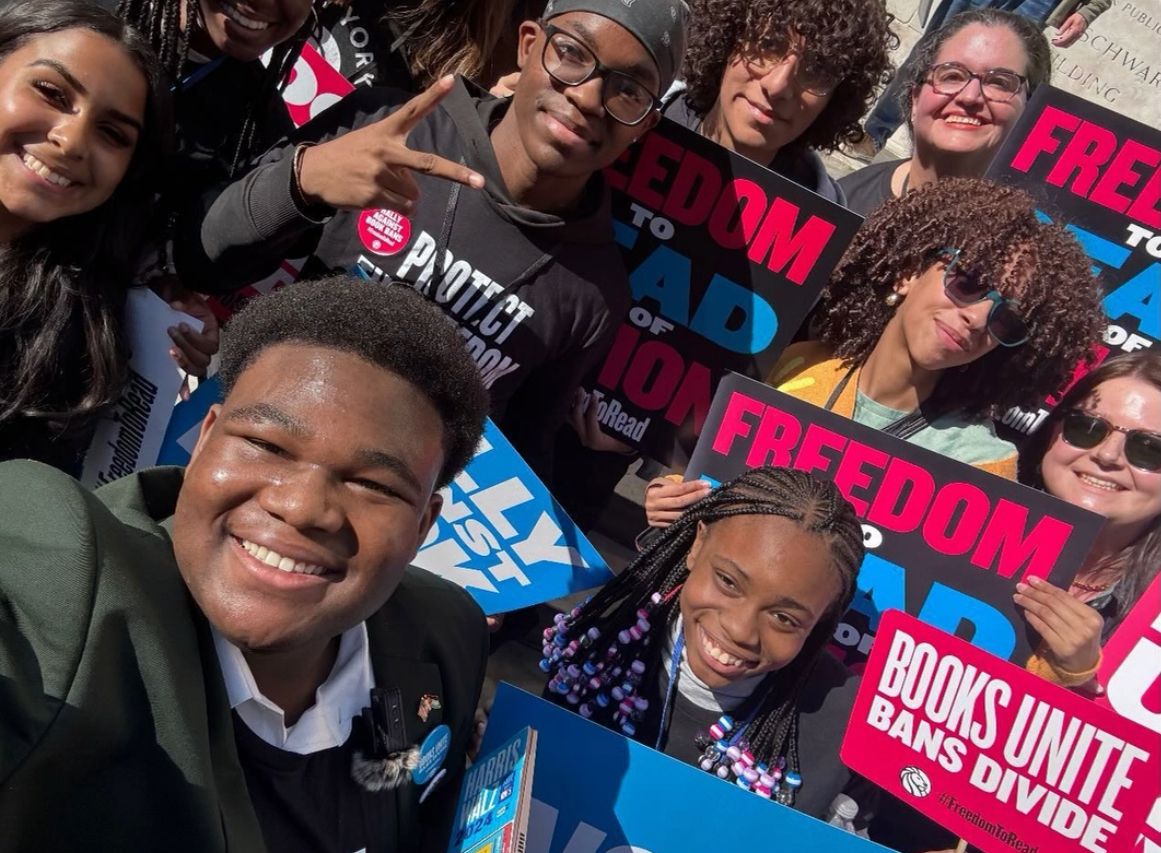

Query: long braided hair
[[114, 0, 329, 174], [544, 467, 864, 787]]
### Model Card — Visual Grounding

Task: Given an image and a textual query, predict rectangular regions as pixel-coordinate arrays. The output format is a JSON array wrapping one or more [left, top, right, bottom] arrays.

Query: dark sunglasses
[[928, 247, 1030, 347], [1060, 410, 1161, 472]]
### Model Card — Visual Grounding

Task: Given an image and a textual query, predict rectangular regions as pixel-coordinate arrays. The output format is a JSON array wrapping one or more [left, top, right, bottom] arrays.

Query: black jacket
[[178, 77, 631, 477], [0, 461, 488, 852]]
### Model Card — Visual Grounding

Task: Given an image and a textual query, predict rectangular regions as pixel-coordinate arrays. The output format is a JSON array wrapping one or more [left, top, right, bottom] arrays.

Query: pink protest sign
[[280, 41, 355, 128], [1096, 573, 1161, 852], [842, 610, 1161, 853]]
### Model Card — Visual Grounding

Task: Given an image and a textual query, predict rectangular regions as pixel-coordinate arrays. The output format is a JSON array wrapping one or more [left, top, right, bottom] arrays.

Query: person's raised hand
[[1014, 576, 1104, 675], [1051, 13, 1088, 47], [296, 75, 485, 213], [644, 476, 712, 528]]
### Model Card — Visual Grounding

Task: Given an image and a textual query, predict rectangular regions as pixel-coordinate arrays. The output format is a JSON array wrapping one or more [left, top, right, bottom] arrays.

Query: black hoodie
[[178, 78, 630, 477]]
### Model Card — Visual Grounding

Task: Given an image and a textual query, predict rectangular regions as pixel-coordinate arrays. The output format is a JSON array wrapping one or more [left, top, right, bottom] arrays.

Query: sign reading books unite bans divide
[[685, 373, 1104, 669], [842, 611, 1161, 853]]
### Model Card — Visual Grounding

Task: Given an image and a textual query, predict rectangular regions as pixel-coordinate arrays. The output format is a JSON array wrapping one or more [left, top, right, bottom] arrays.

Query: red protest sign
[[842, 610, 1161, 853], [281, 41, 356, 128], [1098, 573, 1161, 729], [1096, 573, 1161, 851]]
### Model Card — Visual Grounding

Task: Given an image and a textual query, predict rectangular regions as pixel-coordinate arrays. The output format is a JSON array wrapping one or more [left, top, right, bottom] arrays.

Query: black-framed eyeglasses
[[926, 61, 1027, 103], [928, 247, 1030, 347], [540, 22, 659, 126], [1060, 410, 1161, 472]]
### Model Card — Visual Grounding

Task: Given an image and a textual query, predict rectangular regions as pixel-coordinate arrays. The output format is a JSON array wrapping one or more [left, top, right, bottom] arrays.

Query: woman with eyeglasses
[[1013, 351, 1161, 690], [838, 8, 1050, 217]]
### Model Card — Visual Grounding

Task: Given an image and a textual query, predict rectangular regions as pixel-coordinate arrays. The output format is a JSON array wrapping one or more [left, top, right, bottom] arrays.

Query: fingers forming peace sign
[[296, 75, 485, 214]]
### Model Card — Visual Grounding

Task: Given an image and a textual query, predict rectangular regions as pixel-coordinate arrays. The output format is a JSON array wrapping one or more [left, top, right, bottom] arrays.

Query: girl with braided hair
[[116, 0, 318, 182], [543, 466, 866, 819], [111, 0, 328, 377]]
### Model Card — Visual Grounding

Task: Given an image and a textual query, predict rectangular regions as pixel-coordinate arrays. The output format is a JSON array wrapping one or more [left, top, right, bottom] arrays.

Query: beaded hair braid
[[115, 0, 327, 174], [543, 467, 864, 801]]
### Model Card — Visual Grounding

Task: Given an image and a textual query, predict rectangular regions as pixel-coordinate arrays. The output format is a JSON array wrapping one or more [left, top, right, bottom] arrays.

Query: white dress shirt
[[212, 623, 375, 755]]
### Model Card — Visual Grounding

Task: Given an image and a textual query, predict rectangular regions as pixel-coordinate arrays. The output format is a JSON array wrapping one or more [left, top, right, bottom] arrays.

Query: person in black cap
[[175, 0, 689, 482], [0, 277, 491, 852]]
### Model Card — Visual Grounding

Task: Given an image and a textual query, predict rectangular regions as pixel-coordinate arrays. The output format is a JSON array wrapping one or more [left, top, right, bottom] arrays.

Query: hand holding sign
[[644, 475, 711, 527], [1014, 576, 1104, 677], [297, 75, 485, 213]]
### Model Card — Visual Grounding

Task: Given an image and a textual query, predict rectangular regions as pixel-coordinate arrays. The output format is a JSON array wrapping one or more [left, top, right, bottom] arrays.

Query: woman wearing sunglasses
[[644, 178, 1103, 527], [765, 178, 1106, 476], [838, 8, 1050, 217], [1014, 351, 1161, 689]]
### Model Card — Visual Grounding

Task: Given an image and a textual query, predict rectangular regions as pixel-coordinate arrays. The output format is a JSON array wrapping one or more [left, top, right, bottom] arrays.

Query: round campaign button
[[358, 208, 411, 256], [413, 724, 451, 785]]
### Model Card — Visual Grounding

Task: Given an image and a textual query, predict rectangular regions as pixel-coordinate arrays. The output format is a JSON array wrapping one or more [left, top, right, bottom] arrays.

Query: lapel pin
[[417, 693, 443, 723]]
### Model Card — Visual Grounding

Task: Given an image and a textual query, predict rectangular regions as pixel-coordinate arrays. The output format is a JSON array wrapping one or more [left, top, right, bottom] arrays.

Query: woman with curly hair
[[645, 178, 1105, 525], [1014, 351, 1161, 690], [664, 0, 895, 202], [544, 466, 867, 820], [839, 8, 1050, 216]]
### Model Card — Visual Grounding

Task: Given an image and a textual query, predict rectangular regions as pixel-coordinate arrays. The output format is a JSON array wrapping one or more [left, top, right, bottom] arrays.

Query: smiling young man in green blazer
[[0, 277, 490, 852]]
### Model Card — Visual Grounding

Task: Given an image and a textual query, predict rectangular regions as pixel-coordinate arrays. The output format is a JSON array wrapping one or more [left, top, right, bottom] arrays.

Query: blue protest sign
[[411, 420, 612, 615], [481, 683, 889, 853], [156, 376, 222, 465], [158, 393, 611, 614]]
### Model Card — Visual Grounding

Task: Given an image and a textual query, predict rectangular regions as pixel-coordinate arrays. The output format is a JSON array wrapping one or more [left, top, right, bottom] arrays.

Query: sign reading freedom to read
[[1096, 573, 1161, 851], [482, 683, 889, 853], [985, 86, 1160, 437], [685, 374, 1104, 669], [593, 118, 863, 463], [842, 611, 1161, 853], [158, 393, 611, 616]]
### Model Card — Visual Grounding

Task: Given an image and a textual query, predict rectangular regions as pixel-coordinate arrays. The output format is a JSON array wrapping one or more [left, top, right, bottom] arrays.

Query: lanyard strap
[[655, 616, 685, 750], [822, 365, 856, 413], [826, 363, 934, 441], [174, 56, 225, 93], [655, 616, 763, 750]]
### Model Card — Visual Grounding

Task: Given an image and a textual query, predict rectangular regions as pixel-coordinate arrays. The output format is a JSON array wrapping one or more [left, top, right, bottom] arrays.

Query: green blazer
[[0, 461, 488, 852]]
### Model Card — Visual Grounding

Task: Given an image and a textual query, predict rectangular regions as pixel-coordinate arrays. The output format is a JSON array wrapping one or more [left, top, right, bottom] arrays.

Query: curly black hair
[[899, 8, 1051, 132], [219, 276, 489, 489], [817, 178, 1105, 417], [682, 0, 898, 152]]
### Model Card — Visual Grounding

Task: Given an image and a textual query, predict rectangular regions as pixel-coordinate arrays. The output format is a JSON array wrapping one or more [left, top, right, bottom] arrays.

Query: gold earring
[[886, 292, 902, 307]]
